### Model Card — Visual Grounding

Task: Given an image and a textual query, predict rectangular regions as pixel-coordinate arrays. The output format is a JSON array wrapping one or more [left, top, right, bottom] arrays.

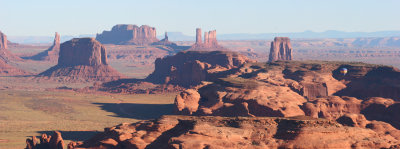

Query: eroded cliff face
[[39, 38, 123, 82], [48, 116, 399, 149], [268, 37, 292, 62], [96, 24, 159, 45]]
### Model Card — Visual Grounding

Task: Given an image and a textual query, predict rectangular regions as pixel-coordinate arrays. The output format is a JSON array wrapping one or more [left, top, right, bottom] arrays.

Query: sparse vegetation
[[0, 90, 176, 148]]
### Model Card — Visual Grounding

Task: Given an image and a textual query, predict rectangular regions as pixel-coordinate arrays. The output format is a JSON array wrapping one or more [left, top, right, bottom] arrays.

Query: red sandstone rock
[[0, 59, 30, 76], [268, 37, 292, 62], [96, 24, 159, 45], [336, 113, 368, 128], [174, 61, 400, 121], [39, 38, 124, 82], [0, 31, 22, 62], [188, 28, 227, 51], [66, 116, 399, 149], [146, 50, 251, 87], [25, 131, 64, 149], [29, 32, 60, 61]]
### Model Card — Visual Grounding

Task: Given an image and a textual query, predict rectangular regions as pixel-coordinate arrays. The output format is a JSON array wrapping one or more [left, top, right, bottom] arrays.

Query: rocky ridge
[[35, 116, 400, 149]]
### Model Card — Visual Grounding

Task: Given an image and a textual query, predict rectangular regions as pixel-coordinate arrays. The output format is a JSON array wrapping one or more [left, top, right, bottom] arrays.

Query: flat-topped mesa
[[268, 37, 292, 62], [58, 38, 107, 66], [96, 24, 159, 45], [39, 38, 124, 82], [151, 32, 177, 47], [29, 32, 60, 61], [189, 28, 226, 51], [0, 31, 22, 62]]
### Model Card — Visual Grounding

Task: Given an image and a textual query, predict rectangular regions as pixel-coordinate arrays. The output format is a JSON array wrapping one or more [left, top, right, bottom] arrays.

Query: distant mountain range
[[7, 30, 400, 44]]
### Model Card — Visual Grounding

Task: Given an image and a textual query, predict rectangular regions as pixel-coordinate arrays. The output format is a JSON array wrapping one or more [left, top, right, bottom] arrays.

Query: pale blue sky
[[0, 0, 399, 36]]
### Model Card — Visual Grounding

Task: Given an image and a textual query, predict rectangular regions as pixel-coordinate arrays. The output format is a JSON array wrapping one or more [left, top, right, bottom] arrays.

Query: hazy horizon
[[0, 0, 399, 36]]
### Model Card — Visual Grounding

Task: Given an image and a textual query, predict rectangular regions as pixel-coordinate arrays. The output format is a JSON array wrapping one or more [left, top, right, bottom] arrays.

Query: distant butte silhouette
[[96, 24, 159, 45]]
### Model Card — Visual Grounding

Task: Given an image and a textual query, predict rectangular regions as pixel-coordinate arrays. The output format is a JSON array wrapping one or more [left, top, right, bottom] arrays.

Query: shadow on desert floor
[[93, 102, 174, 120]]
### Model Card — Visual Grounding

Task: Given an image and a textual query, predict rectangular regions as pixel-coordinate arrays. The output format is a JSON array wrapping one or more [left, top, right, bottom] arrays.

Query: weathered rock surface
[[29, 32, 60, 61], [268, 37, 292, 62], [0, 31, 22, 62], [100, 50, 251, 93], [146, 50, 252, 87], [63, 116, 399, 149], [174, 61, 400, 121], [96, 24, 159, 45], [188, 28, 227, 51], [39, 38, 124, 82], [26, 131, 64, 149]]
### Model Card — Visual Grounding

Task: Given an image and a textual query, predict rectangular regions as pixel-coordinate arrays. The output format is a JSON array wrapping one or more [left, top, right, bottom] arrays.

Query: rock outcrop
[[174, 61, 400, 120], [188, 28, 226, 51], [268, 37, 292, 62], [0, 31, 22, 62], [146, 50, 251, 87], [96, 24, 159, 45], [29, 32, 60, 61], [151, 32, 177, 47], [38, 38, 124, 82], [26, 131, 64, 149], [63, 116, 399, 149], [0, 31, 7, 50]]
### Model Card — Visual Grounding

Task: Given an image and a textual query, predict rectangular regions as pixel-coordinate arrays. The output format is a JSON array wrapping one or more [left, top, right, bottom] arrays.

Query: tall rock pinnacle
[[268, 37, 292, 62]]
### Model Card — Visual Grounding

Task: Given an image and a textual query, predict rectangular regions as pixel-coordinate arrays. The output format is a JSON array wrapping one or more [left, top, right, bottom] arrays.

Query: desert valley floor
[[1, 37, 400, 148]]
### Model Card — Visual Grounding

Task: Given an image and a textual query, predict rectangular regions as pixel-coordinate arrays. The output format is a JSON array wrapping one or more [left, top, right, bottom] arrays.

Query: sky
[[0, 0, 399, 36]]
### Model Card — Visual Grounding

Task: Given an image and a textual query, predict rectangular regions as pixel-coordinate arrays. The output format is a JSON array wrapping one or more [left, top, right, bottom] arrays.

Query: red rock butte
[[0, 31, 22, 62], [188, 28, 227, 51], [39, 38, 124, 82], [96, 24, 159, 45], [29, 32, 60, 61], [268, 37, 292, 62]]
